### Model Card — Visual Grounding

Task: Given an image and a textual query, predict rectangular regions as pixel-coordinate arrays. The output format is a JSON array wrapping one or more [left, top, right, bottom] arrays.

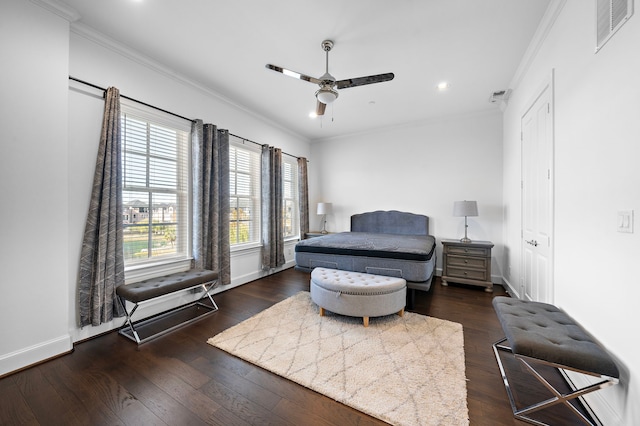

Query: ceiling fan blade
[[336, 73, 395, 90], [316, 100, 326, 116], [265, 64, 321, 84]]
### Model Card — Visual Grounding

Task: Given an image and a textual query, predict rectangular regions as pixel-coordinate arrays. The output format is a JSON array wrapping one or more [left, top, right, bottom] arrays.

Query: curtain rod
[[69, 76, 194, 123], [69, 76, 305, 161], [228, 133, 307, 162]]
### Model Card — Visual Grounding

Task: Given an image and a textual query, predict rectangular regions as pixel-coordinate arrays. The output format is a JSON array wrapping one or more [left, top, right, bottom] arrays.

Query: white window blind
[[121, 103, 190, 266], [229, 136, 261, 246], [282, 157, 299, 239]]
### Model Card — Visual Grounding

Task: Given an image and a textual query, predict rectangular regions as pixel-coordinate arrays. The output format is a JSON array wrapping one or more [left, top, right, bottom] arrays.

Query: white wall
[[310, 111, 504, 278], [0, 0, 73, 375], [502, 1, 639, 424]]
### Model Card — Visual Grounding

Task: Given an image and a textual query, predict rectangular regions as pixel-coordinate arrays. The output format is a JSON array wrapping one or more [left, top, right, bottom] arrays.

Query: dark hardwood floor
[[0, 268, 591, 425]]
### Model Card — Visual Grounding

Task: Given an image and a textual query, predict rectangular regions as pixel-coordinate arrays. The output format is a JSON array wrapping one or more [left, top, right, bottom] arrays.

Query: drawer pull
[[464, 260, 468, 264]]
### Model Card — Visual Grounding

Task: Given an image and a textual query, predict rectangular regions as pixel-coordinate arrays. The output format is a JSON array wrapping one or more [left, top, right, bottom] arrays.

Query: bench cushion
[[117, 269, 218, 303], [493, 297, 619, 378], [311, 267, 406, 295]]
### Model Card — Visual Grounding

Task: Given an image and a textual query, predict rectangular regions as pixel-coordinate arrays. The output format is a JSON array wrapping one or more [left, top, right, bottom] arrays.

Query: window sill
[[231, 242, 262, 253], [124, 257, 192, 284]]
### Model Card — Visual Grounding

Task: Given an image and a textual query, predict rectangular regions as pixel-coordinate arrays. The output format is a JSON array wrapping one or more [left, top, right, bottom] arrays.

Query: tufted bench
[[492, 296, 619, 425], [116, 268, 218, 344], [310, 267, 406, 327]]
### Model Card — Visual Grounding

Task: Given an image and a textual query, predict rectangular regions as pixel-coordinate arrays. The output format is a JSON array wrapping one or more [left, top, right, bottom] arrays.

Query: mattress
[[295, 232, 436, 283]]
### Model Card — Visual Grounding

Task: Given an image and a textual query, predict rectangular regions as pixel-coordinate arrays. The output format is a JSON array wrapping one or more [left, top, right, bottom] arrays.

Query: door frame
[[520, 70, 555, 303]]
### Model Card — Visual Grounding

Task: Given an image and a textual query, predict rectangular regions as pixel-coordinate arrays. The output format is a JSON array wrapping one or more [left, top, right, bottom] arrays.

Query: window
[[228, 136, 301, 247], [229, 137, 261, 246], [120, 103, 190, 266], [282, 156, 299, 239]]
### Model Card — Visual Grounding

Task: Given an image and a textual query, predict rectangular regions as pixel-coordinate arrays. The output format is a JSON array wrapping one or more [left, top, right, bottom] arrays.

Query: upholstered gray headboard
[[350, 210, 429, 236]]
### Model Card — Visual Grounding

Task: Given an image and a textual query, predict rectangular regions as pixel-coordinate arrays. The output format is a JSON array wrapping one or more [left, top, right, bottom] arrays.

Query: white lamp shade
[[317, 202, 333, 215], [453, 200, 478, 217]]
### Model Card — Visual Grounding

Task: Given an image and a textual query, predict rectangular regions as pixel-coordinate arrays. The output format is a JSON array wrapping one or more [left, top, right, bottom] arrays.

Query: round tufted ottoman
[[310, 267, 407, 327]]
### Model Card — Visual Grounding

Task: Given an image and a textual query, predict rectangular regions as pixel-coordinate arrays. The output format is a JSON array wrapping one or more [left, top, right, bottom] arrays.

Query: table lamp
[[453, 200, 478, 243], [317, 202, 332, 234]]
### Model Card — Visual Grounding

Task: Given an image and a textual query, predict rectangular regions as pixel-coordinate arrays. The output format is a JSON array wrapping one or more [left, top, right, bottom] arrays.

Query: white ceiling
[[60, 0, 551, 141]]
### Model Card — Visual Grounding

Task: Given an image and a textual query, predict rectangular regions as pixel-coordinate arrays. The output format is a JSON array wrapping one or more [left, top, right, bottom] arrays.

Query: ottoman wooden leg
[[319, 306, 325, 317], [397, 308, 404, 317], [363, 317, 369, 327]]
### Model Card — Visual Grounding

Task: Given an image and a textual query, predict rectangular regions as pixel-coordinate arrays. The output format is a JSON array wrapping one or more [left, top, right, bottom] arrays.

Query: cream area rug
[[207, 292, 468, 426]]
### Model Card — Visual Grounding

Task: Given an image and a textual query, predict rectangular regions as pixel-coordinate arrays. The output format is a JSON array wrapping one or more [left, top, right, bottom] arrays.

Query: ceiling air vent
[[596, 0, 634, 52]]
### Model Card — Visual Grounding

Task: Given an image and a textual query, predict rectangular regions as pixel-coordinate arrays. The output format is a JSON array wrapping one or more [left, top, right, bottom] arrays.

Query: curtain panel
[[192, 120, 231, 285], [297, 157, 309, 237], [261, 145, 285, 270], [78, 87, 126, 327]]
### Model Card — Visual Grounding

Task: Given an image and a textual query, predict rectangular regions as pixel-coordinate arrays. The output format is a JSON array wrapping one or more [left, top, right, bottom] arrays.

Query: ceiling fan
[[266, 40, 394, 116]]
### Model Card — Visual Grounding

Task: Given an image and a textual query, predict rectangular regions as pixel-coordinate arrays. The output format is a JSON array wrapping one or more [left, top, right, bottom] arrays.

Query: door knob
[[525, 239, 538, 247]]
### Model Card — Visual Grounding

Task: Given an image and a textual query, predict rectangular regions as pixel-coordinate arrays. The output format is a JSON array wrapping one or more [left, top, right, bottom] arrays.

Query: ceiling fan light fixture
[[316, 87, 338, 104]]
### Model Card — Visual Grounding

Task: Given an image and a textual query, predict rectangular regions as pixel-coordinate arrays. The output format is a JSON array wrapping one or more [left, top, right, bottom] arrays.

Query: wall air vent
[[596, 0, 634, 52]]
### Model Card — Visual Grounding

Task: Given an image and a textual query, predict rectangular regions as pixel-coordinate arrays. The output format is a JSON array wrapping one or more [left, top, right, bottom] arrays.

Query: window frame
[[120, 100, 192, 281], [282, 155, 300, 241], [229, 137, 262, 251]]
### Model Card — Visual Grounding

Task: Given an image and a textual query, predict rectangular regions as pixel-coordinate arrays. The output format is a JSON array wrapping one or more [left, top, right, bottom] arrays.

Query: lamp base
[[460, 237, 472, 243]]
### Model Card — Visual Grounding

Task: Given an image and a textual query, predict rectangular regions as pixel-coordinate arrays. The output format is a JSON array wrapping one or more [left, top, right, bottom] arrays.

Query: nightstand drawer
[[446, 246, 490, 257], [447, 267, 488, 281], [441, 239, 494, 292], [447, 255, 488, 269]]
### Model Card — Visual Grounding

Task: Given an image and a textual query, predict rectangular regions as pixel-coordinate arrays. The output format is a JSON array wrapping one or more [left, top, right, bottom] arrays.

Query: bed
[[295, 210, 436, 304]]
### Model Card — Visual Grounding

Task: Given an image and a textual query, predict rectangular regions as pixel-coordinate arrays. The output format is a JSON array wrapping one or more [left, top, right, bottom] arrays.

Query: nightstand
[[305, 231, 331, 239], [441, 239, 494, 292]]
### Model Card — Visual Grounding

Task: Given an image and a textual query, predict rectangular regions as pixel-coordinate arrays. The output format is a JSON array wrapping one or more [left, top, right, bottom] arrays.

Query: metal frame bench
[[492, 296, 619, 426], [116, 268, 218, 344]]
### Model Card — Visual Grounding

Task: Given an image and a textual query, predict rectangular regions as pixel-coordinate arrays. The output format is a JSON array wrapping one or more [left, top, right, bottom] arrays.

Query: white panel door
[[521, 81, 554, 303]]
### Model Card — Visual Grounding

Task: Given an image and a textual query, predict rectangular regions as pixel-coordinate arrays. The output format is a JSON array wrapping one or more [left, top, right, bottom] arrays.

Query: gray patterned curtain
[[297, 157, 309, 238], [261, 145, 285, 270], [192, 120, 231, 285], [78, 87, 126, 327]]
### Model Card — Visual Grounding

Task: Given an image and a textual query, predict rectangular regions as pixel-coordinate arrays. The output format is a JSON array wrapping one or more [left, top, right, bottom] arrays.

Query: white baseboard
[[501, 276, 521, 299], [225, 260, 297, 290], [563, 371, 622, 426], [0, 335, 72, 376]]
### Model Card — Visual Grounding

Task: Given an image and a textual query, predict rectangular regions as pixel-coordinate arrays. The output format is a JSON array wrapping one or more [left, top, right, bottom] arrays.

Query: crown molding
[[70, 22, 309, 143], [508, 0, 567, 91], [311, 108, 502, 144], [29, 0, 80, 22]]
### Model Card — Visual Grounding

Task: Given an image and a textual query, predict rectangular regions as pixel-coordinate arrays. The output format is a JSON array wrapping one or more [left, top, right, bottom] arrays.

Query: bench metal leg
[[118, 280, 219, 344], [197, 281, 219, 311], [117, 296, 142, 343], [492, 337, 618, 426]]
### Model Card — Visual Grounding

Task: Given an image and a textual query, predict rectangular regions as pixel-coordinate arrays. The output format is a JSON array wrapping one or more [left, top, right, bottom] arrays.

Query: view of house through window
[[121, 109, 190, 265], [120, 115, 298, 263]]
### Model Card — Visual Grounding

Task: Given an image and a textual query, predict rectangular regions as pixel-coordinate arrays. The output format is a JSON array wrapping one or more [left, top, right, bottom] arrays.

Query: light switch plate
[[617, 210, 634, 233]]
